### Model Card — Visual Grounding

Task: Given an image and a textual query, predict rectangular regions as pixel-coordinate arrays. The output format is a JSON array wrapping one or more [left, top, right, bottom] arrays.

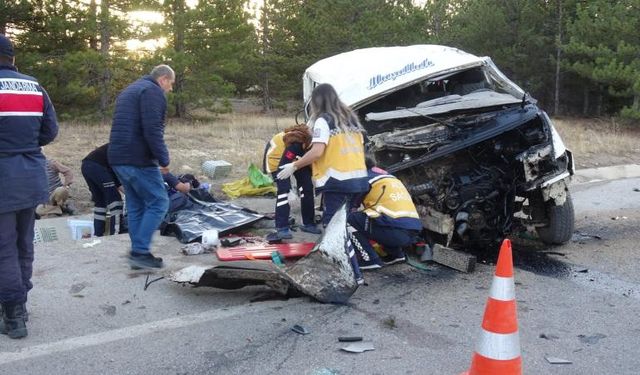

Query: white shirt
[[311, 117, 331, 145]]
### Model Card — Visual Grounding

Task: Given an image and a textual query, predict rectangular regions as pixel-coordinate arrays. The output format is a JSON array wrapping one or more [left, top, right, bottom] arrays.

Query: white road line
[[0, 301, 295, 365]]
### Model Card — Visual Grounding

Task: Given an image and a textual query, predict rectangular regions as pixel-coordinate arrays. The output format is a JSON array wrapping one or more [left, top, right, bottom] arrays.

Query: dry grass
[[45, 113, 297, 212], [44, 115, 639, 214], [552, 117, 640, 168]]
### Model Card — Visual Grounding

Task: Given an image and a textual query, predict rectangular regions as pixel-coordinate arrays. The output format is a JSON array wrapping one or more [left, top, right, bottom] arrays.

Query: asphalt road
[[1, 177, 639, 375]]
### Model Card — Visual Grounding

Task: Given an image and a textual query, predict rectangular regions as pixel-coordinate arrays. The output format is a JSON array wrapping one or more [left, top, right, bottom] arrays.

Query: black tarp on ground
[[160, 191, 264, 243]]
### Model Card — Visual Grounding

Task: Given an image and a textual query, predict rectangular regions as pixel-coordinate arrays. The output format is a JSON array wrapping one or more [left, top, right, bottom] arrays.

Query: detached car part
[[170, 206, 358, 304]]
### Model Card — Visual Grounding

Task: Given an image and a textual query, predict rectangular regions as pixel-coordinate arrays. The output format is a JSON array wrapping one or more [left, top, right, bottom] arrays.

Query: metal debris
[[340, 342, 375, 353], [291, 324, 310, 335], [338, 336, 363, 342], [545, 356, 572, 365], [169, 206, 359, 304], [181, 243, 214, 255], [143, 275, 165, 291], [82, 239, 101, 248]]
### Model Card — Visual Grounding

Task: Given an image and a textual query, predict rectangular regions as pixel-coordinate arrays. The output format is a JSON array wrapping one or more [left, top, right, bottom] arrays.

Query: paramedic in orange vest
[[348, 159, 422, 269], [276, 83, 368, 226], [264, 125, 320, 242]]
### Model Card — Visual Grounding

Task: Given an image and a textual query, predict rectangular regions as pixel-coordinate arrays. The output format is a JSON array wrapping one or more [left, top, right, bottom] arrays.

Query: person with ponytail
[[277, 83, 368, 226]]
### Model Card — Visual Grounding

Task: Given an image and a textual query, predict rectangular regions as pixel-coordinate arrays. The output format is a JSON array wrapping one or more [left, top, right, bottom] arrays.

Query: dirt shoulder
[[553, 117, 640, 169]]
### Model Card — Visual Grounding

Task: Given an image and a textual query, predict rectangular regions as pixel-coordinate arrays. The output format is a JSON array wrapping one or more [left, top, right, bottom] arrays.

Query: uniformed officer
[[81, 143, 125, 236], [264, 125, 319, 242], [0, 34, 58, 339], [348, 161, 422, 269]]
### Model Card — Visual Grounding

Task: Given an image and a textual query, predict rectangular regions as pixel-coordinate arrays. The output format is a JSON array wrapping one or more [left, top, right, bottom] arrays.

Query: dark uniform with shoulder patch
[[0, 34, 58, 339]]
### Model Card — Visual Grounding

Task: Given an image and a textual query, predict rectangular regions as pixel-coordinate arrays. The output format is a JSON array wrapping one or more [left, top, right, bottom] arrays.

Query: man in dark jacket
[[0, 34, 58, 339], [108, 65, 174, 269]]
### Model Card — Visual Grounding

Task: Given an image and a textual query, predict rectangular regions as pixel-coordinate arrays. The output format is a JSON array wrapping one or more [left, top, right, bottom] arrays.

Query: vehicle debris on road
[[545, 356, 572, 365], [170, 206, 359, 304], [340, 341, 375, 353]]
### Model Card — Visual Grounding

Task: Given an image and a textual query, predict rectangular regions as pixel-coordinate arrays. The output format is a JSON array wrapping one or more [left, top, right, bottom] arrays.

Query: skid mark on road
[[0, 300, 300, 366]]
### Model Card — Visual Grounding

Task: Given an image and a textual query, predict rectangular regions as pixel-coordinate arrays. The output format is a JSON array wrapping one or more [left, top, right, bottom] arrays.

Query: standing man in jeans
[[108, 65, 174, 269], [0, 34, 58, 338]]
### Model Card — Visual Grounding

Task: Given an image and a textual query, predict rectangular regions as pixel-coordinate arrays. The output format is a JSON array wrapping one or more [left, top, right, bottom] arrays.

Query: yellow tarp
[[221, 164, 277, 198]]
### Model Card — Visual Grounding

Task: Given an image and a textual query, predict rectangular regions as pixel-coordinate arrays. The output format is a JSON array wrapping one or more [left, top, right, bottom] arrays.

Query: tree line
[[2, 0, 639, 121]]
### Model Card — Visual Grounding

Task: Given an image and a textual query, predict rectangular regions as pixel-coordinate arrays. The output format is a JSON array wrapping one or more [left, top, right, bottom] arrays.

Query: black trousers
[[81, 160, 123, 236], [273, 142, 315, 229]]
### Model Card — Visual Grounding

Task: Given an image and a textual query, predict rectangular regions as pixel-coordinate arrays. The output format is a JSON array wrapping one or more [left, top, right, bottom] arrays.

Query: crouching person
[[81, 143, 125, 236], [348, 161, 422, 270], [264, 125, 320, 242]]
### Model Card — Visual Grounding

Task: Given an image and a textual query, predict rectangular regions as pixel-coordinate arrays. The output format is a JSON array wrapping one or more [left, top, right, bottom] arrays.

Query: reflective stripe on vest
[[265, 132, 285, 173], [363, 175, 419, 219]]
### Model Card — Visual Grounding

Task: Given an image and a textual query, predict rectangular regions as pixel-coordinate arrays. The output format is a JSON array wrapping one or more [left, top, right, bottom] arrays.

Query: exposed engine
[[368, 110, 555, 248]]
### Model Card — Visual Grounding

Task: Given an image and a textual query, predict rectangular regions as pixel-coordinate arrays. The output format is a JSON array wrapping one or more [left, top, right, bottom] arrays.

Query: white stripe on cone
[[489, 276, 515, 301], [475, 329, 521, 361]]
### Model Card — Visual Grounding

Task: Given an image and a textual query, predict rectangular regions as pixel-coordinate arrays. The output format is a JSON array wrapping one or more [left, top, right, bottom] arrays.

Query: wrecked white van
[[303, 45, 575, 249]]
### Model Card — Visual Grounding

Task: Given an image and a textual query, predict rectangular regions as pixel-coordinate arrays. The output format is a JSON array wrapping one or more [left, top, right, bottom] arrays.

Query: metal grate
[[34, 226, 59, 243]]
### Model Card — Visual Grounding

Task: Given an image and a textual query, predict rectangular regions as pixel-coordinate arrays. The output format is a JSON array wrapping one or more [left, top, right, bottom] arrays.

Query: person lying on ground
[[263, 124, 321, 243]]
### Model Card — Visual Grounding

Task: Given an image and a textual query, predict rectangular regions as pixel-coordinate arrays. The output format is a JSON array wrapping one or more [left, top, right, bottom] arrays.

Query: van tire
[[535, 192, 575, 245]]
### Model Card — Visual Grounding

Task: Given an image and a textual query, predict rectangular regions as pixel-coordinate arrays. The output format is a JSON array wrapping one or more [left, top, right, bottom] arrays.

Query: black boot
[[0, 303, 28, 339]]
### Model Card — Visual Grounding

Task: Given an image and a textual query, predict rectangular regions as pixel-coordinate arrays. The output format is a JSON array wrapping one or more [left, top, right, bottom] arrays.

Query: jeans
[[113, 166, 169, 255], [0, 208, 35, 304]]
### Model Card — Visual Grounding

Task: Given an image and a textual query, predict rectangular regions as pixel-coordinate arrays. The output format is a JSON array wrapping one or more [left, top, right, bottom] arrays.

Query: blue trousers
[[82, 160, 124, 236], [347, 211, 417, 258], [321, 191, 360, 226], [113, 166, 169, 255], [0, 208, 35, 304]]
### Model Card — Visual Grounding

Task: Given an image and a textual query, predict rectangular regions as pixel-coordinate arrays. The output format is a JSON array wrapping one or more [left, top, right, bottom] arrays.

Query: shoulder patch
[[313, 127, 322, 138]]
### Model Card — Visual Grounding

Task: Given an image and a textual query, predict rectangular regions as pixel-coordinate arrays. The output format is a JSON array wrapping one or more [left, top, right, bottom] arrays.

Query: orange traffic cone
[[460, 239, 522, 375]]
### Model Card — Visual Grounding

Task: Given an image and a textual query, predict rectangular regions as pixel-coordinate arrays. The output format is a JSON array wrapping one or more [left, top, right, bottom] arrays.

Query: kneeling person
[[348, 164, 422, 269]]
